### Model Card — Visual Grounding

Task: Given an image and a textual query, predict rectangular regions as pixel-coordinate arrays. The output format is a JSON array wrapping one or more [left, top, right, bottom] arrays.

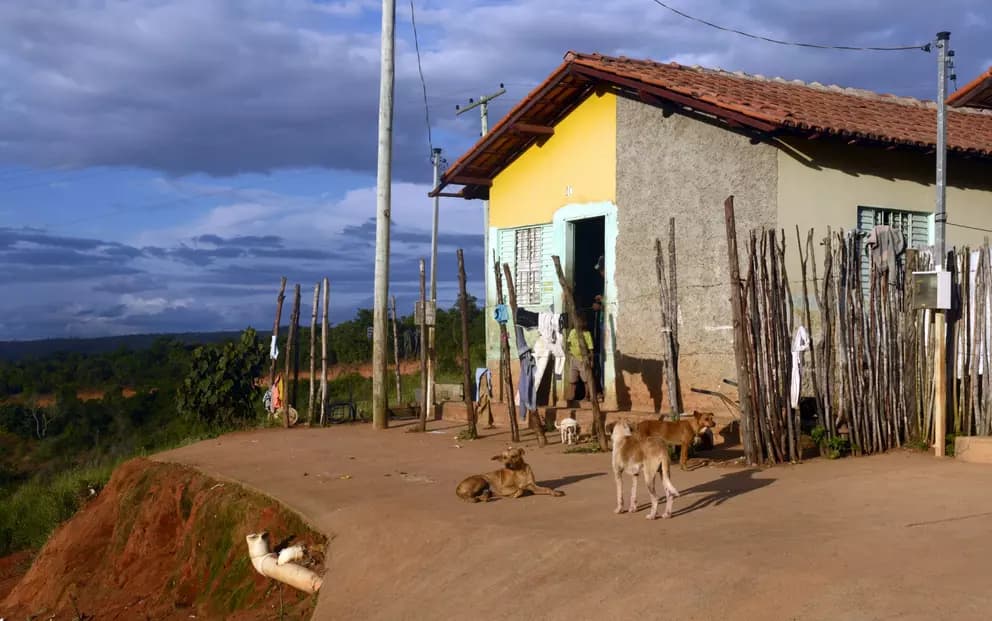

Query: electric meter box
[[911, 270, 952, 310]]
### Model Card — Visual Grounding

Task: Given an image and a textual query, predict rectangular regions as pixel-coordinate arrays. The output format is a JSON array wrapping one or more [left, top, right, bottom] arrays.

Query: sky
[[0, 0, 989, 340]]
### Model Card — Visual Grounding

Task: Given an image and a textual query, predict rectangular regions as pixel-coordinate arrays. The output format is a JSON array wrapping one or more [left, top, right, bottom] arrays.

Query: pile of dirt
[[1, 458, 326, 620]]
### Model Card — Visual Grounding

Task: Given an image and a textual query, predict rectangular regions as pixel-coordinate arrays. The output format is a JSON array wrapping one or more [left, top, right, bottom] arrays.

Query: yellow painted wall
[[489, 93, 616, 228], [777, 137, 992, 269]]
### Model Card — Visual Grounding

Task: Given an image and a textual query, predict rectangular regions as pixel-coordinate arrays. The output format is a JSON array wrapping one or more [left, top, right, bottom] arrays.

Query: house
[[431, 52, 992, 414]]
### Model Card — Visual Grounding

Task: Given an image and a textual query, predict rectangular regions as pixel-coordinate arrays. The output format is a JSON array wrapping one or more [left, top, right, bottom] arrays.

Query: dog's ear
[[693, 411, 703, 420], [516, 447, 525, 456]]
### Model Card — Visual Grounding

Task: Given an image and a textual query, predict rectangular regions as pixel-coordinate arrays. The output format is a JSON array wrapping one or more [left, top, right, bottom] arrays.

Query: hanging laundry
[[270, 335, 279, 360], [538, 311, 566, 378], [494, 304, 510, 324], [516, 307, 540, 328], [515, 325, 536, 416], [474, 367, 493, 402], [790, 326, 810, 409], [271, 376, 283, 412], [865, 225, 906, 278]]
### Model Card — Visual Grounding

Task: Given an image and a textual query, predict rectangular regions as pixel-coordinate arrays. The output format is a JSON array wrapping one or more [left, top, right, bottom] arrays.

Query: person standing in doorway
[[591, 256, 605, 396]]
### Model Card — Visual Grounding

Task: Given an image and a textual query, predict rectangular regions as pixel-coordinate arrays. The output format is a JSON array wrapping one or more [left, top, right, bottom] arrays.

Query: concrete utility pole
[[934, 31, 951, 269], [426, 147, 442, 420], [372, 0, 396, 430], [457, 85, 506, 327], [933, 31, 953, 458]]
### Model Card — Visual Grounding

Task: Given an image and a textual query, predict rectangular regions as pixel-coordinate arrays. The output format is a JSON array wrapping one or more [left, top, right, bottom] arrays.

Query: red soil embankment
[[2, 458, 326, 620]]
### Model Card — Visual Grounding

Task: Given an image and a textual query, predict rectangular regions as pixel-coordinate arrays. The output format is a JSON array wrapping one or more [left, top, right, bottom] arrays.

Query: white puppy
[[554, 417, 579, 445]]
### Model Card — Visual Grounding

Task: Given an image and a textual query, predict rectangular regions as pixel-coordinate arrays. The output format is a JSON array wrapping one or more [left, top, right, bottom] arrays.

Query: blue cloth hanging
[[494, 304, 510, 324]]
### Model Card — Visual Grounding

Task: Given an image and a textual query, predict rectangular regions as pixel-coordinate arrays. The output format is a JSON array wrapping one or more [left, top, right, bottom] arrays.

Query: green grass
[[0, 462, 115, 555], [563, 443, 605, 454]]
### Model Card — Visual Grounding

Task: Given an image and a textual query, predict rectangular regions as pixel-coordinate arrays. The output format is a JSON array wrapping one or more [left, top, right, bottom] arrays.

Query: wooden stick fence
[[725, 194, 992, 464]]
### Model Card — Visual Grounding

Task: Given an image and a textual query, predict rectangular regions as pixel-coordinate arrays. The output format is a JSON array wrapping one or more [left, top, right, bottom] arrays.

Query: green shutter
[[495, 224, 554, 309], [857, 206, 931, 291]]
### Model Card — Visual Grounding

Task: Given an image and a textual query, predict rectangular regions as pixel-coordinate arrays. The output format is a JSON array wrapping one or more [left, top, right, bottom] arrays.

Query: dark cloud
[[0, 222, 485, 338], [4, 1, 985, 181]]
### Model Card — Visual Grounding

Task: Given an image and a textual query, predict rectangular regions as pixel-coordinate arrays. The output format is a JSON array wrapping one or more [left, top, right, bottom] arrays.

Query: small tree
[[177, 328, 265, 428]]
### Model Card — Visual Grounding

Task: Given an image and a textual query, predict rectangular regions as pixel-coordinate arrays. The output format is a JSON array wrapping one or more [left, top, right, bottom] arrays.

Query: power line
[[947, 221, 992, 234], [649, 0, 930, 52], [408, 0, 433, 156]]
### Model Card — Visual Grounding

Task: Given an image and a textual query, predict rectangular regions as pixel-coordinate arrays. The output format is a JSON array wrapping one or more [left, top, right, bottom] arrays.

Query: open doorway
[[569, 216, 605, 401]]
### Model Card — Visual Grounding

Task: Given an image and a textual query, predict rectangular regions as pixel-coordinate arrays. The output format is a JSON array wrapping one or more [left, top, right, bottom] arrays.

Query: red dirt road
[[156, 422, 992, 621]]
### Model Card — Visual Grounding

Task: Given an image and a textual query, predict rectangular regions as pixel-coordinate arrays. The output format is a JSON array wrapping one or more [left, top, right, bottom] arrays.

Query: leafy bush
[[176, 329, 265, 427]]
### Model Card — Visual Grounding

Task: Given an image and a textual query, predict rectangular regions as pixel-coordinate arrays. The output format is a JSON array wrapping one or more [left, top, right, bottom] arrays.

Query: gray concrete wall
[[614, 97, 778, 411]]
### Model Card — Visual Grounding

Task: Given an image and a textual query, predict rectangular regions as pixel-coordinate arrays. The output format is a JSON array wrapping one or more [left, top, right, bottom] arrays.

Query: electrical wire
[[648, 0, 930, 52], [409, 0, 434, 157]]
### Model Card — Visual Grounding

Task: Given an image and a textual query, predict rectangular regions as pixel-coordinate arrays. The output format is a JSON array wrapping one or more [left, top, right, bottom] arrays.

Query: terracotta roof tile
[[435, 52, 992, 199], [570, 52, 992, 156], [948, 66, 992, 109]]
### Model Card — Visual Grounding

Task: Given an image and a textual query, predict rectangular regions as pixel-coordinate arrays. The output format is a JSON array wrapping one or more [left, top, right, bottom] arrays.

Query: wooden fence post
[[552, 255, 607, 451], [418, 259, 428, 432], [457, 249, 478, 439], [320, 278, 329, 426], [282, 284, 301, 427], [308, 282, 319, 425], [723, 196, 757, 465], [655, 237, 683, 418], [499, 263, 526, 444], [390, 295, 402, 407], [268, 277, 287, 389]]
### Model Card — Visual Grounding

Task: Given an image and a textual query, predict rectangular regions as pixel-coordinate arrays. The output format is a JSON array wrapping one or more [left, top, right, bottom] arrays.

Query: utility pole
[[426, 147, 442, 420], [457, 85, 506, 359], [372, 0, 396, 430], [933, 31, 954, 457], [934, 31, 951, 268]]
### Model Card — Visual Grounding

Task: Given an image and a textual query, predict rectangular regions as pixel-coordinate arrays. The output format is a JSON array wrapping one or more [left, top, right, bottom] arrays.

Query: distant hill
[[0, 331, 248, 361]]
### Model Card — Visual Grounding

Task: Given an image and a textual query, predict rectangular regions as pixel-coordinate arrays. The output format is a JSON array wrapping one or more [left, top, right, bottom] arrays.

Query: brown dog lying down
[[456, 447, 564, 502], [635, 411, 716, 471], [612, 419, 679, 519]]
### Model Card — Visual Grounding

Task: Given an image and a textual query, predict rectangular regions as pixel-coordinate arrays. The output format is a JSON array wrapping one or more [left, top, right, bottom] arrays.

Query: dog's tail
[[554, 420, 563, 430], [659, 448, 681, 498]]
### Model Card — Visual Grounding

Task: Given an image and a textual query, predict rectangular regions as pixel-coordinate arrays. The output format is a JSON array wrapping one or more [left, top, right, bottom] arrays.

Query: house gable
[[489, 92, 616, 228]]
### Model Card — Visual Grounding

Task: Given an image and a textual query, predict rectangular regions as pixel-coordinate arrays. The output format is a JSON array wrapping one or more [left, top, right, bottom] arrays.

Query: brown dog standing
[[635, 411, 716, 471], [455, 447, 564, 502]]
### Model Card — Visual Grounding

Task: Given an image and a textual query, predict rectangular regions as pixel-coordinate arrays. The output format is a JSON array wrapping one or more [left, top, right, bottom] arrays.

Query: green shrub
[[0, 463, 114, 555]]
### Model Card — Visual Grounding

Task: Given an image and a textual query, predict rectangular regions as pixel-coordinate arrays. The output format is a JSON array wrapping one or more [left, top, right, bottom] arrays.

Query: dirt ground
[[155, 421, 992, 621], [2, 459, 324, 620]]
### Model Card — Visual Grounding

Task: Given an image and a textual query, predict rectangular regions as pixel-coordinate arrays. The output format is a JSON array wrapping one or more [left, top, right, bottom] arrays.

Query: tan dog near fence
[[635, 411, 716, 471]]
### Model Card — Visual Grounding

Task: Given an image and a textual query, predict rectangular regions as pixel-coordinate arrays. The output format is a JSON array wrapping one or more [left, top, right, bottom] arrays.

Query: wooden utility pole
[[458, 249, 478, 439], [282, 284, 301, 427], [390, 295, 402, 406], [371, 0, 396, 430], [935, 312, 947, 456], [320, 277, 329, 426], [723, 196, 757, 465], [553, 255, 607, 450], [418, 259, 428, 431], [268, 277, 287, 389], [496, 261, 522, 443], [308, 283, 319, 425]]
